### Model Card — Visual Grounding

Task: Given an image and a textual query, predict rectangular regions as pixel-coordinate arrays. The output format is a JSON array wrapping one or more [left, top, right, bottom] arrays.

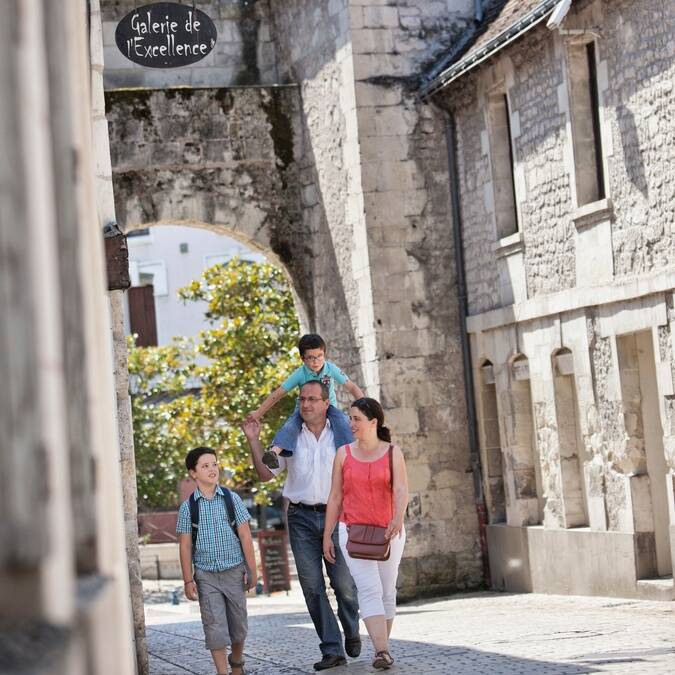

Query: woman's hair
[[351, 397, 391, 443]]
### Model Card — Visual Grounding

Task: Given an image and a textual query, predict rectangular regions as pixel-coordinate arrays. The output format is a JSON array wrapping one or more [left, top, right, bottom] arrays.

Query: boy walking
[[247, 333, 365, 469], [177, 447, 257, 675]]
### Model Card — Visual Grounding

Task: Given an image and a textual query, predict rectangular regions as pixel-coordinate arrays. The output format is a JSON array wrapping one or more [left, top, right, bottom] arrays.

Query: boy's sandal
[[228, 654, 246, 674], [261, 449, 280, 470], [372, 650, 394, 670]]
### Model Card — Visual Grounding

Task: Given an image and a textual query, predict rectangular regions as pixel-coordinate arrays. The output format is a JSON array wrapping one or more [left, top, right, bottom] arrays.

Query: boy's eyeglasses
[[303, 355, 324, 362], [298, 396, 323, 403]]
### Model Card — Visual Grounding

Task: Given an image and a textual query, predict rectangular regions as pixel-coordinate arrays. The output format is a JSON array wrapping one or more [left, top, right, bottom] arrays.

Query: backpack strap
[[189, 491, 200, 558], [221, 487, 240, 542]]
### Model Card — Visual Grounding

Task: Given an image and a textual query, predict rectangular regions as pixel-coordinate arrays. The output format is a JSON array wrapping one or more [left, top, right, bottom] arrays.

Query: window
[[478, 361, 506, 524], [488, 91, 518, 239], [568, 40, 605, 206], [127, 227, 151, 238], [129, 259, 168, 296]]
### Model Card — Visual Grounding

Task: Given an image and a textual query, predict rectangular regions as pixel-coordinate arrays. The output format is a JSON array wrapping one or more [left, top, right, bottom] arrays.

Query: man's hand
[[184, 579, 199, 601], [241, 417, 261, 440], [245, 410, 262, 424]]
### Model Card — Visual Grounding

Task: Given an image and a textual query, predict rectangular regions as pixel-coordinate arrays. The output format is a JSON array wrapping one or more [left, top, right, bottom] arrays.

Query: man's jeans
[[273, 406, 354, 456], [287, 504, 360, 657]]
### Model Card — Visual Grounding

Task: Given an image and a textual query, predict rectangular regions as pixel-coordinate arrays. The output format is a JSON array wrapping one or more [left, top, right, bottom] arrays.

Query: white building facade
[[126, 225, 264, 346]]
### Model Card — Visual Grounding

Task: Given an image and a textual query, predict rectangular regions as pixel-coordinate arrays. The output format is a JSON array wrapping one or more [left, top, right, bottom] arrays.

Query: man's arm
[[241, 418, 276, 481], [237, 522, 258, 591], [344, 380, 365, 400], [178, 533, 198, 600]]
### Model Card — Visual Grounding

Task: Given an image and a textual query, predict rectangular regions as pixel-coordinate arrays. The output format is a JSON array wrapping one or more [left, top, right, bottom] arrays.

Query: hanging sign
[[115, 2, 217, 68]]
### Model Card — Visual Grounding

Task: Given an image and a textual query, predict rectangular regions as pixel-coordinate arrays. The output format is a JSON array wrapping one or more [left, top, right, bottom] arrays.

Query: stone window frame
[[479, 57, 526, 259], [560, 32, 613, 225], [551, 346, 591, 528], [476, 358, 507, 524]]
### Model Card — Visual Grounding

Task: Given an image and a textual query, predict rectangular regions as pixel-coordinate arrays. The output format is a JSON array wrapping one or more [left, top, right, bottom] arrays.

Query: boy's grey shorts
[[194, 564, 248, 651]]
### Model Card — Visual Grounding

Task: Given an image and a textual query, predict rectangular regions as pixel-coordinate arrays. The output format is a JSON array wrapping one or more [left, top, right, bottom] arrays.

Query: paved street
[[145, 582, 675, 674]]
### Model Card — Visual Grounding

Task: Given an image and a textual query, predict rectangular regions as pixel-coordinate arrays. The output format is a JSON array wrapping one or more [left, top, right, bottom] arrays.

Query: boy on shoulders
[[247, 333, 364, 469]]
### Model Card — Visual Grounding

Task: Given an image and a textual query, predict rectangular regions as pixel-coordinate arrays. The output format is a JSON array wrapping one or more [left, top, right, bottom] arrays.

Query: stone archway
[[106, 85, 314, 324]]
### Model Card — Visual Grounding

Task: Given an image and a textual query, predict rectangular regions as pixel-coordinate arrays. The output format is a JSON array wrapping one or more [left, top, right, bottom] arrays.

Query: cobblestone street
[[145, 583, 675, 674]]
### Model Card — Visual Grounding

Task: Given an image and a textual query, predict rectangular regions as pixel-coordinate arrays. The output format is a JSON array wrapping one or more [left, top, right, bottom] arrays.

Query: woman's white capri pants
[[338, 522, 406, 620]]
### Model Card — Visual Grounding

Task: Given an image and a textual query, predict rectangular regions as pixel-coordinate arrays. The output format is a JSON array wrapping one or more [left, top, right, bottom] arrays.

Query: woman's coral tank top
[[340, 444, 393, 528]]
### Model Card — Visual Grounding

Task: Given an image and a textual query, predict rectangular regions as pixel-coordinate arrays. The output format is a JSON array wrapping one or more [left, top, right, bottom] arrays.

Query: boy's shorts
[[194, 563, 248, 650]]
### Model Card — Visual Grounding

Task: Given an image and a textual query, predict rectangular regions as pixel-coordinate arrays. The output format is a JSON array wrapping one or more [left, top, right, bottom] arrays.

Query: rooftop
[[420, 0, 560, 98]]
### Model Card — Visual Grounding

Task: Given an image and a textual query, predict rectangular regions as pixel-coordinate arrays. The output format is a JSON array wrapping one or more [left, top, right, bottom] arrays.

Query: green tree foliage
[[128, 259, 299, 510]]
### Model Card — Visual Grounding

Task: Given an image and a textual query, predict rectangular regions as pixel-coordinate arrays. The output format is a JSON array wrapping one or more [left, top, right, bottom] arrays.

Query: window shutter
[[128, 285, 158, 346]]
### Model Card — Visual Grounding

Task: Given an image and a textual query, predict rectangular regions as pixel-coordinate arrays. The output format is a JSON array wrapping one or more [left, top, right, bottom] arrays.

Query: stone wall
[[443, 0, 675, 316], [105, 85, 313, 316], [433, 0, 675, 597], [0, 1, 137, 672], [601, 0, 675, 276], [269, 0, 483, 594], [347, 0, 483, 592], [270, 0, 372, 381], [101, 0, 278, 88]]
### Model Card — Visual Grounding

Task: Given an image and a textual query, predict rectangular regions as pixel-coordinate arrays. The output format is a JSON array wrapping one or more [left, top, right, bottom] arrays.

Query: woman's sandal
[[372, 650, 394, 670], [227, 653, 246, 675]]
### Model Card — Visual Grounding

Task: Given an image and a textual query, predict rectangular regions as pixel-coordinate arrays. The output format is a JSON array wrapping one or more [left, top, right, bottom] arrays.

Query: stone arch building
[[102, 0, 486, 609]]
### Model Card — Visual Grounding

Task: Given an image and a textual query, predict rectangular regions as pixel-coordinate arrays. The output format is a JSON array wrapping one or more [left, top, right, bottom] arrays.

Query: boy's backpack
[[188, 486, 240, 557]]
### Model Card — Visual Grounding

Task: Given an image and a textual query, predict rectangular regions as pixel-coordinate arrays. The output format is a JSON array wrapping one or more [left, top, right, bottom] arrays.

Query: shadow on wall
[[616, 103, 648, 199]]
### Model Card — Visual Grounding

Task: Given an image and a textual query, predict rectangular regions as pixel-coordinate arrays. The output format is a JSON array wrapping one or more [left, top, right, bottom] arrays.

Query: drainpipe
[[474, 0, 484, 24], [443, 112, 490, 587]]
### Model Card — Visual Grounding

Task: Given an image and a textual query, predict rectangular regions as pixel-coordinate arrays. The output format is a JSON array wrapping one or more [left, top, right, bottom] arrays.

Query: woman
[[323, 398, 408, 670]]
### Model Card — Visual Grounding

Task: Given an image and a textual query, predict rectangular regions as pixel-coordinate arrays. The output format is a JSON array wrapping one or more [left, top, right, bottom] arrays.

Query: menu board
[[258, 530, 291, 594]]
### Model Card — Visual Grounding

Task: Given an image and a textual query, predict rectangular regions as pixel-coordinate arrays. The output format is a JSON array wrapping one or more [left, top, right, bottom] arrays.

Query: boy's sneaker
[[261, 449, 280, 470]]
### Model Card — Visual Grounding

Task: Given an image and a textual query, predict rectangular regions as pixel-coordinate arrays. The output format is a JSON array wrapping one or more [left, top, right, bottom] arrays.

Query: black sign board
[[115, 2, 217, 68], [258, 530, 291, 594]]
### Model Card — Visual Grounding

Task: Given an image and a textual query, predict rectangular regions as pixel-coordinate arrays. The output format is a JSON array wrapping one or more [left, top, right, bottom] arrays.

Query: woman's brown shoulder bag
[[346, 445, 393, 561]]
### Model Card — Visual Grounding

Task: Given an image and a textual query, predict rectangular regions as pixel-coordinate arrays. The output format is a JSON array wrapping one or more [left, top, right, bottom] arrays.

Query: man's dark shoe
[[313, 654, 347, 671], [345, 636, 362, 658], [261, 449, 280, 470]]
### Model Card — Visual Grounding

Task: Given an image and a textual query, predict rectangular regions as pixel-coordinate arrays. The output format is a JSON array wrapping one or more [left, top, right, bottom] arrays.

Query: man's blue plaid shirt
[[176, 486, 251, 572]]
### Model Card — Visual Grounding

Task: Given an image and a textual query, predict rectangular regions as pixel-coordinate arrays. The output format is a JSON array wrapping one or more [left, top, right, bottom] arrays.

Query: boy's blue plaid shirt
[[176, 486, 251, 572]]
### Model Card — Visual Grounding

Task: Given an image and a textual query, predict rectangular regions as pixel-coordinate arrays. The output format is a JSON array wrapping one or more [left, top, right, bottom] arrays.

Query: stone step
[[637, 576, 675, 601]]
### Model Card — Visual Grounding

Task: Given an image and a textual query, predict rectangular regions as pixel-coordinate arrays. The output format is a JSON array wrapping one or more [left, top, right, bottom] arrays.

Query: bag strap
[[189, 486, 240, 559], [388, 445, 394, 491]]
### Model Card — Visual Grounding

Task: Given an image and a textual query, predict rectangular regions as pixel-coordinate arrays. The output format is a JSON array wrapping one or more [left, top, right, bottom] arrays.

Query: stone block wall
[[442, 0, 674, 315], [600, 0, 675, 276], [435, 0, 675, 595], [105, 85, 312, 316], [270, 0, 374, 382], [269, 0, 484, 595], [348, 0, 482, 592], [101, 0, 278, 88]]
